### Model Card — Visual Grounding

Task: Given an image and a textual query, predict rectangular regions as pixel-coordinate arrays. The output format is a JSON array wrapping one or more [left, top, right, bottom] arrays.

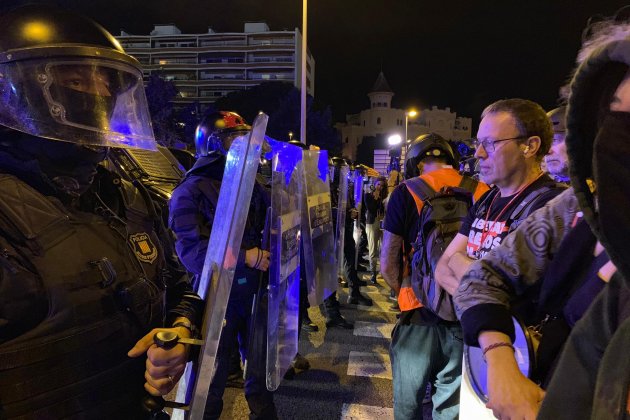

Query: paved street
[[220, 275, 400, 420]]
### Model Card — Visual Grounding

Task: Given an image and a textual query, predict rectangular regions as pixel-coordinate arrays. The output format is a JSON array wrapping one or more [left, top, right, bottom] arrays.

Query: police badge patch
[[129, 232, 158, 264]]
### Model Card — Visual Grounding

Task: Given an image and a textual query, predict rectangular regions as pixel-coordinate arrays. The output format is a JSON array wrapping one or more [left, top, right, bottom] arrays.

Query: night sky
[[4, 0, 630, 126]]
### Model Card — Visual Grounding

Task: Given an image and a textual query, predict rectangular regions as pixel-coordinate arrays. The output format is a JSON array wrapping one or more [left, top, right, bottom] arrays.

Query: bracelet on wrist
[[482, 342, 515, 362]]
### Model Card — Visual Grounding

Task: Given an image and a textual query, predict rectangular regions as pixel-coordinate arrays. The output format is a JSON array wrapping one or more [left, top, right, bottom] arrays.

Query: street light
[[388, 134, 402, 146], [403, 109, 418, 172]]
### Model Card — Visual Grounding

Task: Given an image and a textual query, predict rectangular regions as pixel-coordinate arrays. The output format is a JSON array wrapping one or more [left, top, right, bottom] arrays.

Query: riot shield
[[335, 165, 350, 277], [352, 169, 365, 270], [171, 113, 268, 420], [301, 149, 338, 306], [265, 139, 303, 390]]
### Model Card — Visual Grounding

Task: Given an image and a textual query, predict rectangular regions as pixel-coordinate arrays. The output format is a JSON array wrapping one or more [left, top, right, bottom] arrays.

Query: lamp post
[[300, 0, 308, 144], [404, 109, 418, 147]]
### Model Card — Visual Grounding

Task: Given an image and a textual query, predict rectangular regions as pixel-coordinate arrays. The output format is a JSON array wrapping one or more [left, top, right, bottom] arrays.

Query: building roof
[[370, 72, 393, 93]]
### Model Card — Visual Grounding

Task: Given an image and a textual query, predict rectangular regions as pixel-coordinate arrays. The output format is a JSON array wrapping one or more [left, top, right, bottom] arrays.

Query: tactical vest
[[0, 173, 166, 419]]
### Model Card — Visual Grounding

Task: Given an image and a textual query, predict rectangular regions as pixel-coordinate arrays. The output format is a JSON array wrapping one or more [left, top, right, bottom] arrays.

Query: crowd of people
[[2, 3, 630, 420]]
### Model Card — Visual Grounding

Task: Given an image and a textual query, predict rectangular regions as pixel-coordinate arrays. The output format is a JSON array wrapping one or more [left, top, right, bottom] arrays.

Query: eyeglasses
[[471, 136, 527, 153]]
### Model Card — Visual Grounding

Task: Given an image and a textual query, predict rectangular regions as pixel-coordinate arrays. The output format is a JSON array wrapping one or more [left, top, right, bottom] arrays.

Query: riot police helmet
[[194, 111, 250, 157], [288, 139, 308, 150], [0, 5, 157, 151], [330, 156, 348, 167], [404, 133, 455, 178]]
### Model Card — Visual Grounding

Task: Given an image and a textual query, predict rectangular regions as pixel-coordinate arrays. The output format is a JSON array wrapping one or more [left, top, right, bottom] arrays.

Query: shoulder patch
[[129, 232, 158, 264]]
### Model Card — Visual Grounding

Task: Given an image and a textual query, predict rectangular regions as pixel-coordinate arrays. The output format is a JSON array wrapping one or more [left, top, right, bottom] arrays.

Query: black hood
[[566, 38, 630, 278], [185, 152, 225, 181]]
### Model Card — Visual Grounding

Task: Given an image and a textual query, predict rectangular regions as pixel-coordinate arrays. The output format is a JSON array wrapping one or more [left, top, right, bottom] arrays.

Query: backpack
[[405, 175, 478, 321]]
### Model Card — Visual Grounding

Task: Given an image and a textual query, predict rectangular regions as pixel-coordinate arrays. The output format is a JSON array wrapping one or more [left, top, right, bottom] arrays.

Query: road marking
[[353, 321, 394, 339], [352, 297, 397, 313], [347, 351, 392, 380], [340, 403, 394, 419]]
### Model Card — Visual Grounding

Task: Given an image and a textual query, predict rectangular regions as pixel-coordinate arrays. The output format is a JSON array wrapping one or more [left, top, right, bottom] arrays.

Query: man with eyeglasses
[[434, 98, 565, 415]]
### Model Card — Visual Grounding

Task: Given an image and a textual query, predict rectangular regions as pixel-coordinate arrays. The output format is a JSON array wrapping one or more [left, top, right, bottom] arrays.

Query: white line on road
[[347, 351, 392, 380], [353, 321, 394, 339], [340, 403, 394, 419]]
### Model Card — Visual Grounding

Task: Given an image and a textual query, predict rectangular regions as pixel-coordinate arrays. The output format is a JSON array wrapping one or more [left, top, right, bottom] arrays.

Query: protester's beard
[[14, 135, 108, 197], [592, 111, 630, 275]]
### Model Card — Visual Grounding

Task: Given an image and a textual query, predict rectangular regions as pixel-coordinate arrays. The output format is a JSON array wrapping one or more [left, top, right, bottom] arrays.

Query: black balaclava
[[0, 131, 108, 198], [566, 39, 630, 283]]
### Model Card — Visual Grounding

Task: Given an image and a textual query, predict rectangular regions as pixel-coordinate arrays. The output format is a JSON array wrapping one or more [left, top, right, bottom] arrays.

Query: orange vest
[[397, 167, 489, 311]]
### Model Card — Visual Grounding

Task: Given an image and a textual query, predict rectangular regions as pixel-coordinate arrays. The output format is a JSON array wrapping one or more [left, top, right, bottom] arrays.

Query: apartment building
[[117, 22, 315, 110]]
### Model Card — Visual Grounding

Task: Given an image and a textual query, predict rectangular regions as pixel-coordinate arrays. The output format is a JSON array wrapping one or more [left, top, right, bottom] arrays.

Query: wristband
[[482, 342, 514, 361]]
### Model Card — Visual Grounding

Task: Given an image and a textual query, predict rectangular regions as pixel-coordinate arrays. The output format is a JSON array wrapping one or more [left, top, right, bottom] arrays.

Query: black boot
[[301, 313, 319, 332], [226, 346, 244, 388], [321, 293, 354, 329], [326, 313, 354, 329], [347, 289, 373, 306], [370, 271, 378, 285]]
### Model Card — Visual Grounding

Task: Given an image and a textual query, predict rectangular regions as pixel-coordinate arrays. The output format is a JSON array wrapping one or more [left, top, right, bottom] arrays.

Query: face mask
[[592, 111, 630, 276], [16, 135, 108, 197]]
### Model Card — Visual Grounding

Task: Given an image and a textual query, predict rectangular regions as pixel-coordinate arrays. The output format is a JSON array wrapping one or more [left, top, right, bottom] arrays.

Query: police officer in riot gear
[[169, 111, 277, 419], [0, 5, 203, 418]]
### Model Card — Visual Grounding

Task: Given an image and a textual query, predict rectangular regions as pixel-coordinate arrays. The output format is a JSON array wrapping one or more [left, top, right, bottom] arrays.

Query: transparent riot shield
[[266, 139, 303, 390], [352, 169, 365, 269], [171, 113, 268, 420], [301, 149, 338, 306], [335, 165, 350, 277]]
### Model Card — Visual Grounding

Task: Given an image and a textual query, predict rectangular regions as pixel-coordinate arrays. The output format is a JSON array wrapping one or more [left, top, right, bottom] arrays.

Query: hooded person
[[538, 16, 630, 419]]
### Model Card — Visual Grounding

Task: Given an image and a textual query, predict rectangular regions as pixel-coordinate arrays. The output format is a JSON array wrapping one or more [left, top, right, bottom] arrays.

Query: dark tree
[[144, 73, 179, 146], [214, 81, 341, 155], [176, 101, 201, 146]]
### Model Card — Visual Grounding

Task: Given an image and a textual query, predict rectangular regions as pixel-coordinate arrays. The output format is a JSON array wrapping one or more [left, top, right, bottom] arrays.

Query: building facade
[[116, 22, 315, 110], [338, 73, 472, 167]]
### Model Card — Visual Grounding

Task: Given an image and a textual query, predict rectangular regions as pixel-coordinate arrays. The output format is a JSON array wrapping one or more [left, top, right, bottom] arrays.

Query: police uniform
[[0, 5, 202, 418], [169, 152, 276, 419], [0, 151, 201, 418]]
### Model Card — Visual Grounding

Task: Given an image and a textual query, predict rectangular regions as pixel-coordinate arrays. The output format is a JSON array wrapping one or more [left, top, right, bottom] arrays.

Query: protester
[[364, 176, 388, 284], [382, 133, 488, 419], [544, 106, 571, 183], [538, 15, 630, 419], [434, 99, 565, 417]]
